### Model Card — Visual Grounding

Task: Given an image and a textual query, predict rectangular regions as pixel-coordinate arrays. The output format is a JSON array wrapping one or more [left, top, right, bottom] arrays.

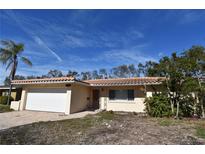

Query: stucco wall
[[98, 85, 156, 113], [70, 84, 91, 113]]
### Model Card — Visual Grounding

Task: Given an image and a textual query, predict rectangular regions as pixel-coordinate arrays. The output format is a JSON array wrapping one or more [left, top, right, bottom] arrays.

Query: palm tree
[[0, 40, 32, 105]]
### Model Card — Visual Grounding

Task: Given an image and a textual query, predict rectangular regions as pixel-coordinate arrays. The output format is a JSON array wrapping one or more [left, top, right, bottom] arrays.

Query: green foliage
[[158, 119, 174, 126], [178, 96, 195, 117], [144, 94, 172, 117], [0, 104, 13, 113], [0, 96, 14, 105], [196, 127, 205, 139], [47, 69, 63, 78]]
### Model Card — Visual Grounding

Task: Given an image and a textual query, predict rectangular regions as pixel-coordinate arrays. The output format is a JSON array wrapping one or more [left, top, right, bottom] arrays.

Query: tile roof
[[84, 77, 166, 86], [11, 77, 166, 86], [12, 77, 76, 85]]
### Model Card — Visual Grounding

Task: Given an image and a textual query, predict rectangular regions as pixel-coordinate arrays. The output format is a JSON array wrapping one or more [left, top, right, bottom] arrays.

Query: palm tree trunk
[[7, 84, 12, 105], [7, 57, 17, 105]]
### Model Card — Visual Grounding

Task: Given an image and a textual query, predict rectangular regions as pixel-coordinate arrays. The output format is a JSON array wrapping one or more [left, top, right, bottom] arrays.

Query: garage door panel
[[26, 88, 68, 113]]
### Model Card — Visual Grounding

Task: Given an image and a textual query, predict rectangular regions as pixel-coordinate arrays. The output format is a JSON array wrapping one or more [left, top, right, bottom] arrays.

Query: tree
[[5, 75, 26, 85], [111, 65, 129, 78], [92, 70, 99, 79], [81, 71, 92, 80], [0, 40, 32, 105], [156, 53, 187, 118], [128, 64, 139, 77], [99, 68, 108, 79], [47, 69, 63, 78], [181, 46, 205, 118], [27, 75, 38, 79], [138, 61, 159, 77], [67, 70, 79, 78]]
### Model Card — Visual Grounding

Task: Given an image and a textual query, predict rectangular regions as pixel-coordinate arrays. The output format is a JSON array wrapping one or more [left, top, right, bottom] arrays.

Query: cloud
[[33, 36, 62, 62], [158, 52, 164, 57], [102, 46, 156, 65], [179, 10, 205, 24], [3, 10, 62, 62]]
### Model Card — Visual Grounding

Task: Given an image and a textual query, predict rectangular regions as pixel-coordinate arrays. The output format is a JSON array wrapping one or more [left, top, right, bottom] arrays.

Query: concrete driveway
[[0, 110, 97, 130]]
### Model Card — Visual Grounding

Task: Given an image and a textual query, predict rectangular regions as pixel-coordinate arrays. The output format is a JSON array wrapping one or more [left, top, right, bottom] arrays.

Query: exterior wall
[[19, 83, 72, 114], [98, 85, 157, 113], [19, 89, 28, 111], [70, 84, 91, 113]]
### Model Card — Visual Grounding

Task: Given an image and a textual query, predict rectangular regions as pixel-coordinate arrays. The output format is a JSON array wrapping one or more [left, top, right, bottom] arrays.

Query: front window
[[109, 89, 134, 101]]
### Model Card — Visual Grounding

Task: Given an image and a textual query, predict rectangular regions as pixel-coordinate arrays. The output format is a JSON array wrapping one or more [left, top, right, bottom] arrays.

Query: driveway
[[0, 110, 97, 130]]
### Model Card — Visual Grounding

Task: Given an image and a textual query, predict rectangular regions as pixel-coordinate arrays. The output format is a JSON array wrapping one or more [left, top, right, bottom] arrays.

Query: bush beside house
[[0, 96, 14, 113], [0, 96, 14, 105]]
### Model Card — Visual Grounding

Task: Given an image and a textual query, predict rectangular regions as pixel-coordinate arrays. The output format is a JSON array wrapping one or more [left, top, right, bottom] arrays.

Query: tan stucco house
[[11, 77, 165, 114]]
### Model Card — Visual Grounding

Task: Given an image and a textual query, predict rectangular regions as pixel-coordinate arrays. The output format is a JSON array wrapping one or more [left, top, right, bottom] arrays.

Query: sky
[[0, 9, 205, 84]]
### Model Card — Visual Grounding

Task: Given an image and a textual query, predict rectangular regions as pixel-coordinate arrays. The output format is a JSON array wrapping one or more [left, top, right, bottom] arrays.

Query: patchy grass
[[196, 127, 205, 139], [0, 104, 13, 113], [159, 119, 175, 126], [0, 111, 205, 145], [153, 118, 181, 126]]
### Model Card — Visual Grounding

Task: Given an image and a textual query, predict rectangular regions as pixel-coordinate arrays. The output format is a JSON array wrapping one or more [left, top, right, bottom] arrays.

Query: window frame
[[108, 89, 135, 102]]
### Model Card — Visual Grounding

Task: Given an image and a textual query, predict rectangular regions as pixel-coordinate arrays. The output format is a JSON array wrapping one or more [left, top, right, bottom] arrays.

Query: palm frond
[[0, 48, 12, 54], [6, 59, 13, 70], [13, 43, 24, 55], [21, 56, 32, 66], [0, 50, 12, 65], [0, 40, 15, 48]]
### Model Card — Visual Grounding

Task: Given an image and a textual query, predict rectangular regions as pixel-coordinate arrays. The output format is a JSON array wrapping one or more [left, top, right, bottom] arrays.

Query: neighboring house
[[11, 77, 165, 114], [0, 86, 22, 101]]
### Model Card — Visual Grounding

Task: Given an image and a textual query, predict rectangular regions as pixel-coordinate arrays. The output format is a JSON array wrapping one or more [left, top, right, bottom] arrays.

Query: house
[[11, 77, 165, 114], [0, 85, 22, 101]]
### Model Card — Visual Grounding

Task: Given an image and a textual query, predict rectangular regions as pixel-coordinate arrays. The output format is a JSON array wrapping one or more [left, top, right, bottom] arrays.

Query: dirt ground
[[0, 112, 205, 145]]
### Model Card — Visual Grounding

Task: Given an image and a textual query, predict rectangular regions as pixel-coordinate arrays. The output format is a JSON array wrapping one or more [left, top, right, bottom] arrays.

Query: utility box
[[10, 101, 20, 111]]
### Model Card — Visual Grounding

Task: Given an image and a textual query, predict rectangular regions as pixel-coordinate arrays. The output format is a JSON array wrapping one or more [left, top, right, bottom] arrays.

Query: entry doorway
[[92, 89, 100, 109]]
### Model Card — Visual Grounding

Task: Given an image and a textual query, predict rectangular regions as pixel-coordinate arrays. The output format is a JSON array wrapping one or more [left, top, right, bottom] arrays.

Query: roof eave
[[11, 80, 75, 85], [89, 82, 163, 87]]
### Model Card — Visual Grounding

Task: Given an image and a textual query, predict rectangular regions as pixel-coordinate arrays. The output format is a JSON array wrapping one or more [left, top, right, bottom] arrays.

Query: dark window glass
[[109, 90, 115, 100], [128, 90, 134, 100], [109, 89, 134, 101]]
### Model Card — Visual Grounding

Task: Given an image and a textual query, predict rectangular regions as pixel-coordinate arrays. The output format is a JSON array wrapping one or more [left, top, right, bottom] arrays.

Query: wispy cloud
[[179, 10, 205, 24], [33, 36, 62, 62], [100, 45, 157, 65], [163, 10, 205, 25], [3, 10, 62, 62]]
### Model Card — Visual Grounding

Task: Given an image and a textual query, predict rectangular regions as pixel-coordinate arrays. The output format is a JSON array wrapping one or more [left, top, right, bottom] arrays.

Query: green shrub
[[144, 93, 172, 117], [0, 104, 13, 113], [0, 96, 14, 105], [178, 96, 194, 117]]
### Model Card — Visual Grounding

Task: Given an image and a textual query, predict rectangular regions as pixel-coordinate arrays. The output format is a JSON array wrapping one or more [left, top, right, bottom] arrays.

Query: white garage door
[[26, 88, 68, 113]]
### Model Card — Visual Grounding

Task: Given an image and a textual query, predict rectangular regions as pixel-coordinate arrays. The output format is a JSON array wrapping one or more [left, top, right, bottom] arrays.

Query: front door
[[92, 89, 99, 109]]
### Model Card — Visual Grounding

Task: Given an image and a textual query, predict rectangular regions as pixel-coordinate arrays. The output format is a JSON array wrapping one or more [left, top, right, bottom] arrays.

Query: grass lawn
[[0, 104, 13, 113], [0, 111, 205, 145]]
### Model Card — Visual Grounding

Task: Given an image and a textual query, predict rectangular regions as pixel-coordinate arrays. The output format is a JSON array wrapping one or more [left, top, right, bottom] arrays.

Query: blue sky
[[1, 10, 205, 83]]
